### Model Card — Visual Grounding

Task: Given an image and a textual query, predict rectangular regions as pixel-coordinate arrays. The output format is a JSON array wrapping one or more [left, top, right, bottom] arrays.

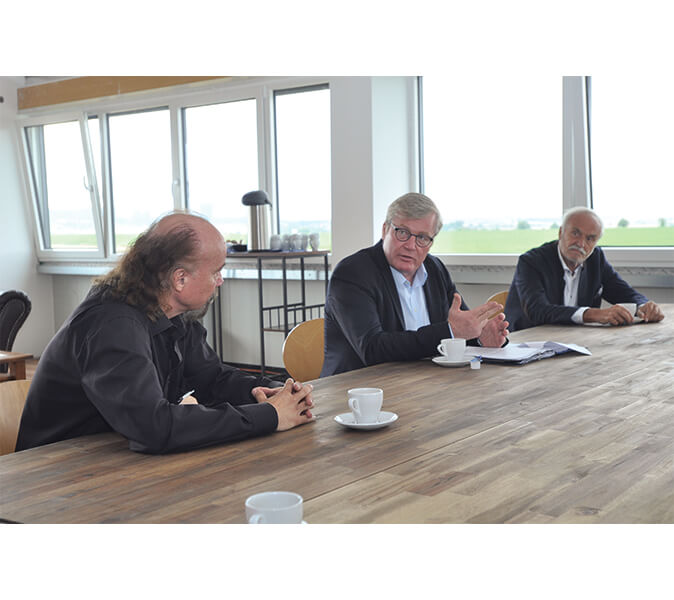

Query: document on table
[[464, 341, 591, 365]]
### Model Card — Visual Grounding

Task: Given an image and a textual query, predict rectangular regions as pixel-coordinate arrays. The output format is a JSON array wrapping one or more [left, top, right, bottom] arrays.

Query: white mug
[[437, 338, 466, 361], [269, 234, 282, 250], [245, 491, 303, 524], [290, 233, 302, 251], [617, 302, 637, 316], [347, 387, 383, 424], [309, 233, 319, 251]]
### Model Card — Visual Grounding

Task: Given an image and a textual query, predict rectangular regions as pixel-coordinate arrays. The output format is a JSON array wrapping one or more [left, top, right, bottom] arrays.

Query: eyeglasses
[[389, 223, 434, 248]]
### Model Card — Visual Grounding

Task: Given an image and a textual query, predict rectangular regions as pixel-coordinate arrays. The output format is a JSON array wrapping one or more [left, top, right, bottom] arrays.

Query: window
[[24, 118, 101, 251], [588, 77, 674, 247], [421, 75, 561, 254], [274, 85, 331, 250], [183, 99, 258, 243], [108, 108, 173, 252], [18, 78, 332, 263]]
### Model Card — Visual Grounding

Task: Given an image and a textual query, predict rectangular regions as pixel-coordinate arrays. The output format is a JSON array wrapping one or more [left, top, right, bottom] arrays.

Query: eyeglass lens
[[394, 227, 432, 247]]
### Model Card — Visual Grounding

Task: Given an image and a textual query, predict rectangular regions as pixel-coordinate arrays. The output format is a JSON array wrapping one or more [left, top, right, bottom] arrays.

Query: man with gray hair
[[321, 192, 509, 376], [505, 206, 664, 331]]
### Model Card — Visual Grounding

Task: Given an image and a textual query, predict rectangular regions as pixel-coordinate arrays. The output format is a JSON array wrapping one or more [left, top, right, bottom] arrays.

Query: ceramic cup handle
[[249, 513, 265, 524], [348, 397, 360, 419], [437, 344, 446, 355]]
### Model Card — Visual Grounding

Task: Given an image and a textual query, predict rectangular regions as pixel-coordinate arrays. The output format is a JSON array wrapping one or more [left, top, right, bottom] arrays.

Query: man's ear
[[172, 268, 187, 292], [381, 222, 388, 240]]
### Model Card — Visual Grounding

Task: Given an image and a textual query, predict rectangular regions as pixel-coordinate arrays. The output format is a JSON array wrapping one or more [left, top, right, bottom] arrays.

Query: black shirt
[[16, 287, 279, 454]]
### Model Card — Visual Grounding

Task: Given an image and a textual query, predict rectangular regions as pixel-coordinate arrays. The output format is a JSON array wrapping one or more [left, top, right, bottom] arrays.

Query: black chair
[[0, 290, 32, 375]]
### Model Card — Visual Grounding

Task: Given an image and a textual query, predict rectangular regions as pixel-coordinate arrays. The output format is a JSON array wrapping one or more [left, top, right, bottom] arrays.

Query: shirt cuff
[[572, 306, 588, 324]]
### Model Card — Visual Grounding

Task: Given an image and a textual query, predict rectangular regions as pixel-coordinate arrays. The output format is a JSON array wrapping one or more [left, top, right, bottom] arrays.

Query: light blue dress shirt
[[389, 264, 432, 331]]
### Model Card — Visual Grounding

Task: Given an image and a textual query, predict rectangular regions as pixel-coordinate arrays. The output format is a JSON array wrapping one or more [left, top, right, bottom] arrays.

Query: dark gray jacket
[[505, 241, 649, 331], [17, 286, 279, 454], [321, 240, 473, 376]]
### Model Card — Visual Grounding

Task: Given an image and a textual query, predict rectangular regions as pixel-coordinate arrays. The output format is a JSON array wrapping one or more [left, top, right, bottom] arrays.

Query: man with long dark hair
[[17, 212, 314, 454]]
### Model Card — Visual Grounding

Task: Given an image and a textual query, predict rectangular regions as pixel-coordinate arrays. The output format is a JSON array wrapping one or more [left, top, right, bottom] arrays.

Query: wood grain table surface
[[0, 351, 33, 381], [1, 305, 673, 524]]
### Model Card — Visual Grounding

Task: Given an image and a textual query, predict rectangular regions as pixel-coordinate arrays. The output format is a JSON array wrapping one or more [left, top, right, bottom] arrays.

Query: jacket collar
[[370, 240, 405, 328]]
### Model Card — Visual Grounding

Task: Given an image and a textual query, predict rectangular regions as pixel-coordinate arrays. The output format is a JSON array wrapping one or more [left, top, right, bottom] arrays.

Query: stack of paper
[[464, 341, 591, 365]]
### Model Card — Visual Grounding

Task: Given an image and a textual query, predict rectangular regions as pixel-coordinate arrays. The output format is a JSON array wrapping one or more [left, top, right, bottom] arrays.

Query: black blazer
[[505, 240, 649, 331], [321, 240, 471, 376]]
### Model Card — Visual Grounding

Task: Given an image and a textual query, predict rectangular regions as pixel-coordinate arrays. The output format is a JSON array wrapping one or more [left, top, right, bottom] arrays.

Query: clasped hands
[[252, 378, 315, 431], [584, 300, 664, 326], [447, 292, 509, 347]]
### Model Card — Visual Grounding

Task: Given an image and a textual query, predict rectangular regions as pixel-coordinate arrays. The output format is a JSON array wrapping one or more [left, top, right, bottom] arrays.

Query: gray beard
[[183, 295, 215, 322]]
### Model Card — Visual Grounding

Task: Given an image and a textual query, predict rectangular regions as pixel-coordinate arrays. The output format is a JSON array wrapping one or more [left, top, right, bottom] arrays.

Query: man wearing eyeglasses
[[321, 193, 509, 376]]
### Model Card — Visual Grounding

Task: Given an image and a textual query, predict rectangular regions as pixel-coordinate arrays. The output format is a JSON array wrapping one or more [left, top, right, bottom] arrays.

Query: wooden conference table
[[0, 351, 33, 381], [1, 305, 673, 524]]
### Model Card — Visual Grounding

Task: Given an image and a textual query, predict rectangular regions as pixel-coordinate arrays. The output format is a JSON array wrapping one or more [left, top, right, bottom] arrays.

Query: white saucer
[[432, 356, 470, 368], [334, 411, 398, 430]]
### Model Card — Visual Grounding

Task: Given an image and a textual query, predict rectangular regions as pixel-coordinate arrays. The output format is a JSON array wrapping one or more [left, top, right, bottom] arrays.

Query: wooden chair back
[[0, 379, 31, 455], [282, 318, 325, 382], [487, 290, 508, 319]]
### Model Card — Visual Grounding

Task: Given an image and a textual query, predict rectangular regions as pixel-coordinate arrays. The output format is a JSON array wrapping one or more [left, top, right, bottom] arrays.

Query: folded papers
[[464, 341, 591, 365]]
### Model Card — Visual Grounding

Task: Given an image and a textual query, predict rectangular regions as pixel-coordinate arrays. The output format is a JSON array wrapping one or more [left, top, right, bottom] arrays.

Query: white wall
[[330, 76, 418, 264], [0, 77, 54, 357]]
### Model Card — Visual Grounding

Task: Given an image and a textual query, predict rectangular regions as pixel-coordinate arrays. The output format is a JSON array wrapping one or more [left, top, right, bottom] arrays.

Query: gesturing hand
[[255, 378, 315, 431], [447, 293, 502, 340], [479, 313, 509, 347]]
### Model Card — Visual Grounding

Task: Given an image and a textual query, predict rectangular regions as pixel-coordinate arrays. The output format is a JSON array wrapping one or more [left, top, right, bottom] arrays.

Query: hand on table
[[447, 293, 502, 340], [637, 301, 664, 323], [583, 305, 634, 326], [253, 378, 315, 431]]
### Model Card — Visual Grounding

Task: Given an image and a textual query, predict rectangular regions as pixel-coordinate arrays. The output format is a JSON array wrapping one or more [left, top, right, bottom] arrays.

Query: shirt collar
[[149, 312, 186, 339], [389, 262, 428, 289]]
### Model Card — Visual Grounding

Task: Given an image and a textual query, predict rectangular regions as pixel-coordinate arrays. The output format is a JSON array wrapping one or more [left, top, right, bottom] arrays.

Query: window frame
[[16, 76, 331, 265], [18, 111, 105, 260], [584, 75, 674, 268], [272, 83, 331, 233], [17, 75, 672, 274], [419, 75, 674, 270]]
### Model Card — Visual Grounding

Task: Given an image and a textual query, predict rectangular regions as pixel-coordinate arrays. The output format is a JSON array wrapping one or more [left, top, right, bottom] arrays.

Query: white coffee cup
[[348, 387, 383, 424], [617, 302, 637, 316], [245, 491, 303, 524], [309, 233, 319, 251], [290, 233, 302, 251], [269, 234, 282, 250], [437, 338, 466, 362]]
